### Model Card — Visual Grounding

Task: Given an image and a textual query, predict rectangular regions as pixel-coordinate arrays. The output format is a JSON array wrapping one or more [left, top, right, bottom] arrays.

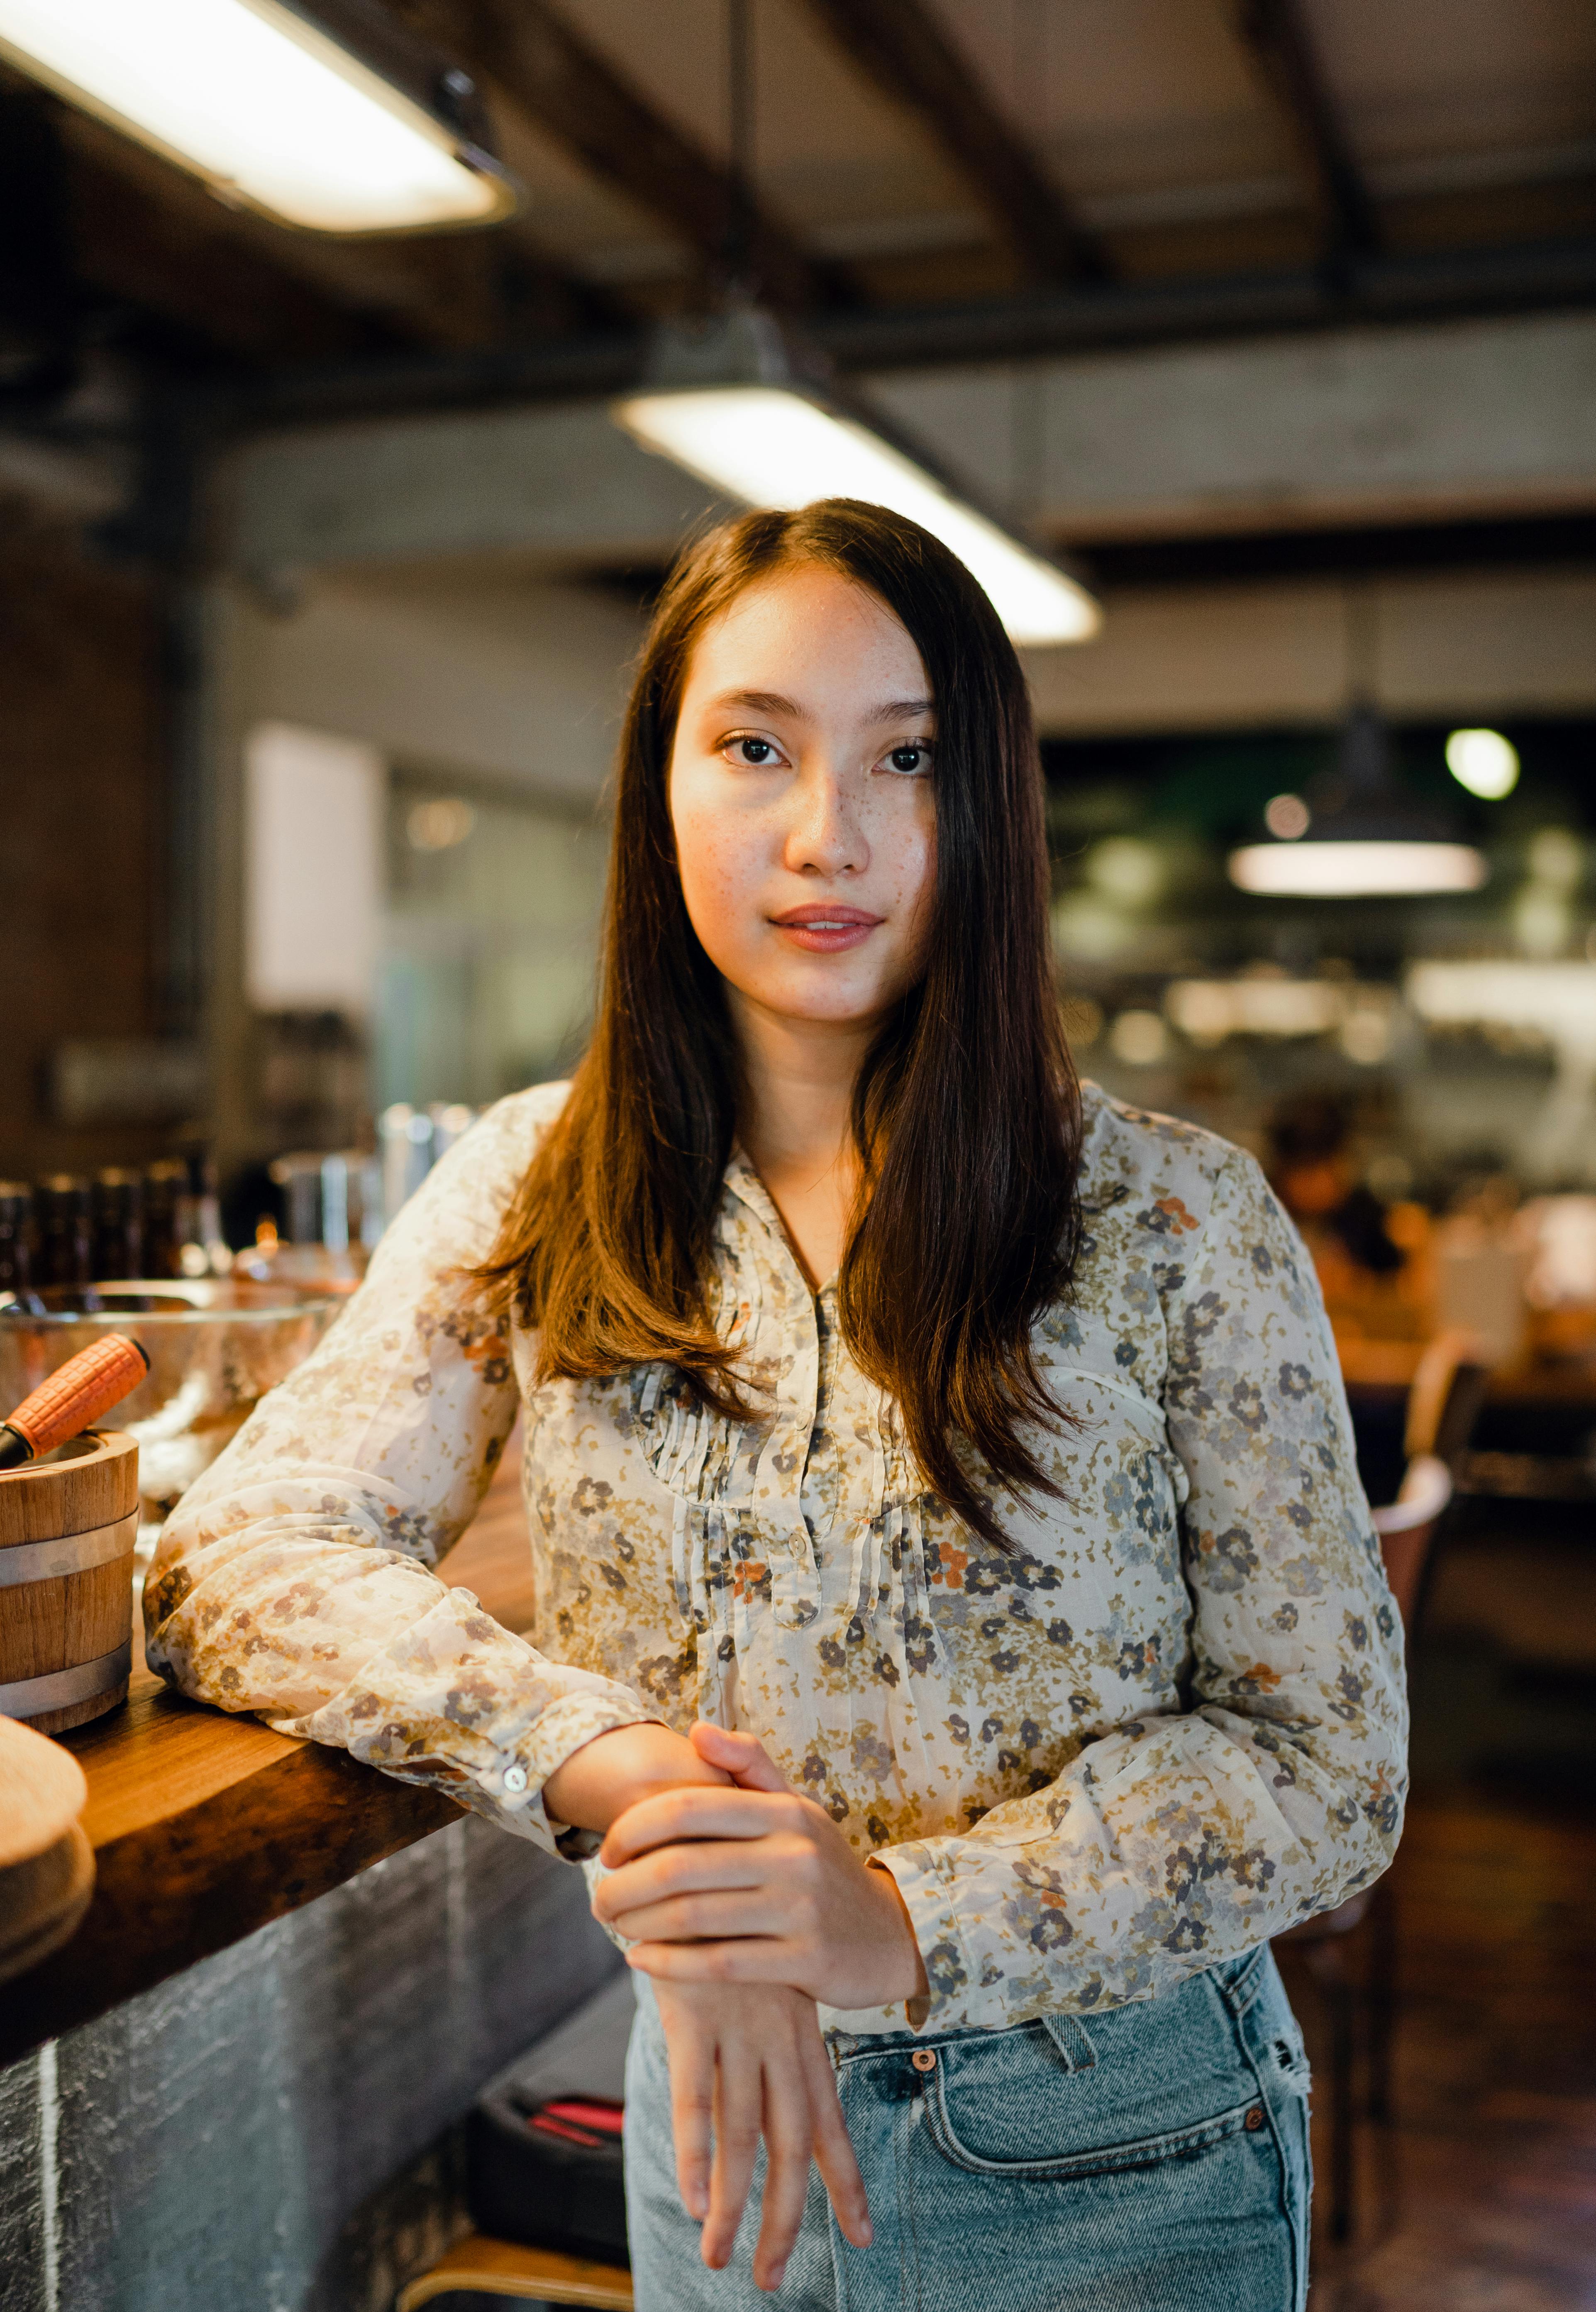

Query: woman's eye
[[727, 737, 779, 766], [883, 743, 932, 776]]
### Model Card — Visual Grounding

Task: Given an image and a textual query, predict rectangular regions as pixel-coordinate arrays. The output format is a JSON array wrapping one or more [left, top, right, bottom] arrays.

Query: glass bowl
[[0, 1280, 339, 1564]]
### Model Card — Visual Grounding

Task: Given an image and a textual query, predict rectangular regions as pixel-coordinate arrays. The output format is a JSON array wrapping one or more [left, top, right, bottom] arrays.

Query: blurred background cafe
[[0, 2, 1594, 2309]]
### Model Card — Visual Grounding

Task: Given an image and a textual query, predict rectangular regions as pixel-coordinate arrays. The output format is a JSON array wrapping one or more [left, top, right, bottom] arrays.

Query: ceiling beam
[[226, 234, 1596, 428], [390, 0, 852, 310], [797, 0, 1107, 284], [1228, 0, 1381, 261], [226, 310, 1596, 586]]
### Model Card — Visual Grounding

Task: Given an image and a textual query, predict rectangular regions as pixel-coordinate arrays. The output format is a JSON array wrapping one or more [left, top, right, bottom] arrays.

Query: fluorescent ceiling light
[[616, 383, 1099, 648], [1446, 727, 1520, 799], [1229, 841, 1488, 897], [0, 0, 515, 233]]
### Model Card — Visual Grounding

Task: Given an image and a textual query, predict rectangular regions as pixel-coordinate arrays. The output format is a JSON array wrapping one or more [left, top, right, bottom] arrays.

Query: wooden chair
[[395, 2234, 632, 2310], [1276, 1327, 1489, 2244]]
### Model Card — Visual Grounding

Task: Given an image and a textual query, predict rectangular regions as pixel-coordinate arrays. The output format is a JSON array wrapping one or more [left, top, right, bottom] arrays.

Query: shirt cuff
[[496, 1688, 660, 1855], [853, 1845, 971, 2033]]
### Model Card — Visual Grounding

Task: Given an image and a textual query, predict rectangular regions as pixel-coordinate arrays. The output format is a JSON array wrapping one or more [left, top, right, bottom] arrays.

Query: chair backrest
[[1374, 1327, 1492, 1632], [1372, 1455, 1451, 1626], [1404, 1328, 1491, 1463]]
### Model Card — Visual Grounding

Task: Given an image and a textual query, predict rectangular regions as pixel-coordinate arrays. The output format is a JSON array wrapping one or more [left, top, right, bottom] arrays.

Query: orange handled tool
[[0, 1334, 150, 1470]]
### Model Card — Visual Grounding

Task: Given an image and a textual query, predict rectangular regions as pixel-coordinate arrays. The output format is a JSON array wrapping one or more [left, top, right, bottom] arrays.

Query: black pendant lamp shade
[[1230, 704, 1489, 897]]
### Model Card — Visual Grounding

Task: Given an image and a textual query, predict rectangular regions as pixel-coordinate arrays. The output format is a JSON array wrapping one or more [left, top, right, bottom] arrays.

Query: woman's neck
[[729, 994, 873, 1291]]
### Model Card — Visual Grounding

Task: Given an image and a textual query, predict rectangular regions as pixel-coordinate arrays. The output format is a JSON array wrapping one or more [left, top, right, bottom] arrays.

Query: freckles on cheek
[[675, 805, 749, 958], [880, 807, 937, 931]]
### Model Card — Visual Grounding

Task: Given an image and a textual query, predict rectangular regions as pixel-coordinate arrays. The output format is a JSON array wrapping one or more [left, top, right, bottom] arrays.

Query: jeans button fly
[[911, 2049, 937, 2072]]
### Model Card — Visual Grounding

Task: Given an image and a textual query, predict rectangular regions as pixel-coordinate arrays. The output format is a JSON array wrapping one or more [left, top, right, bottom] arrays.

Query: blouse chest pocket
[[1034, 1332, 1188, 1495]]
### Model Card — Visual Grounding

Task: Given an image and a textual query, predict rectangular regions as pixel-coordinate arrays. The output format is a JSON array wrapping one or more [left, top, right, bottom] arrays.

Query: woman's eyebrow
[[704, 687, 807, 719], [701, 690, 935, 722]]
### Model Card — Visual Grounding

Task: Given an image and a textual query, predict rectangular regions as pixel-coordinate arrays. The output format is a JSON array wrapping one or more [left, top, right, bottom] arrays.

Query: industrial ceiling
[[1, 0, 1593, 577]]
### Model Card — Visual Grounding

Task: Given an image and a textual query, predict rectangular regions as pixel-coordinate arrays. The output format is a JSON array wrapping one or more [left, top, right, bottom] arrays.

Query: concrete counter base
[[0, 1796, 621, 2312]]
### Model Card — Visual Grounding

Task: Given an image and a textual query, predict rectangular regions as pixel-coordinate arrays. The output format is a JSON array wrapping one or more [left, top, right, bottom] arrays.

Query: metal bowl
[[0, 1280, 339, 1549]]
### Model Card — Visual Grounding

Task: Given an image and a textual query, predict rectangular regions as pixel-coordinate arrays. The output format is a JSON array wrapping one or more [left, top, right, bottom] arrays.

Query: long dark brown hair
[[478, 499, 1083, 1547]]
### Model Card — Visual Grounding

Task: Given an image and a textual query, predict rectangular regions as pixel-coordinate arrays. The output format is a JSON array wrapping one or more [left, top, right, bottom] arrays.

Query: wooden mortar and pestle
[[0, 1336, 149, 1735]]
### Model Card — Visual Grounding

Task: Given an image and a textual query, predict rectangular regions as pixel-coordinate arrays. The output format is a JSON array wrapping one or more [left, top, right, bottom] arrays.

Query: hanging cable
[[724, 0, 754, 292]]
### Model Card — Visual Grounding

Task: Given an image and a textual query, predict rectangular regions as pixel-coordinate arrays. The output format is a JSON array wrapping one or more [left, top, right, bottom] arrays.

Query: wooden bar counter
[[0, 1452, 542, 2068], [0, 1447, 625, 2312]]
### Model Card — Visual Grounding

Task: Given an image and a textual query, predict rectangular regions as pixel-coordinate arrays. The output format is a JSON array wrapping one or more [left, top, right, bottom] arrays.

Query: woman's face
[[667, 564, 937, 1035]]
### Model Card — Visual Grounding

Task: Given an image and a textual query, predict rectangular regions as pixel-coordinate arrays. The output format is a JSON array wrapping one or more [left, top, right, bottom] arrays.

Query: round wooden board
[[0, 1823, 94, 1987], [0, 1431, 139, 1546], [0, 1712, 90, 1869]]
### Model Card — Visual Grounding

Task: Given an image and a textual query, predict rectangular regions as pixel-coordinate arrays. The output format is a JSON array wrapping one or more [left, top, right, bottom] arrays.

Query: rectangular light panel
[[1229, 841, 1487, 897], [0, 0, 512, 233], [616, 385, 1100, 647]]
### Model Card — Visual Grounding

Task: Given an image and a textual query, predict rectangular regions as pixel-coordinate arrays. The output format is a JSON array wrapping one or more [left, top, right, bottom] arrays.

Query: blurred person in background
[[1269, 1093, 1408, 1306]]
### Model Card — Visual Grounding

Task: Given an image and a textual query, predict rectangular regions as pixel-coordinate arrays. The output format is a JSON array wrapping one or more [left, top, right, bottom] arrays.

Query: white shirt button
[[502, 1765, 529, 1794]]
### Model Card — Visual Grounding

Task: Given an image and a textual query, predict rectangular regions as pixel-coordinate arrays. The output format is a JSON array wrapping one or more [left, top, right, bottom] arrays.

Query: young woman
[[149, 501, 1406, 2311]]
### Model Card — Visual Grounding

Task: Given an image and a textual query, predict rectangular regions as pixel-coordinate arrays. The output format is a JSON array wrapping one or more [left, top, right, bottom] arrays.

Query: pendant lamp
[[609, 0, 1096, 650], [0, 0, 517, 234], [614, 303, 1099, 648], [1231, 706, 1488, 897], [1231, 584, 1487, 898]]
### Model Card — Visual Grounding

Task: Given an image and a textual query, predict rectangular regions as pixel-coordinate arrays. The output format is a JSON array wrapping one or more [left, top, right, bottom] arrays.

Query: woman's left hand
[[594, 1723, 930, 2014]]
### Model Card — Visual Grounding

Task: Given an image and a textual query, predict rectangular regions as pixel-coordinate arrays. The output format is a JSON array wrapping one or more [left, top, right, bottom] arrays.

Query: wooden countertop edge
[[0, 1700, 461, 2067]]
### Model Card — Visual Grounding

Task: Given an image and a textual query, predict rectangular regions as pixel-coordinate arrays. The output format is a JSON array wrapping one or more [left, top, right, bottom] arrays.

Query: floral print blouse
[[147, 1081, 1407, 2037]]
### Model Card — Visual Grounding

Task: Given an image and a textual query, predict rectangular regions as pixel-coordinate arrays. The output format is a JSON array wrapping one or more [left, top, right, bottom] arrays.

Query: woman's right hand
[[652, 1977, 871, 2293]]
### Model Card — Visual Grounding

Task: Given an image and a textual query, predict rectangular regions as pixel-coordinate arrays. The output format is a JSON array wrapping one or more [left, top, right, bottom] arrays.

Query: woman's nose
[[782, 763, 866, 877]]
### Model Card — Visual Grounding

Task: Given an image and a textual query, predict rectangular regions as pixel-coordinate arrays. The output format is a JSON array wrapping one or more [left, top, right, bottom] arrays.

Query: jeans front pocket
[[913, 1965, 1271, 2183], [925, 2054, 1264, 2182], [916, 2007, 1258, 2182]]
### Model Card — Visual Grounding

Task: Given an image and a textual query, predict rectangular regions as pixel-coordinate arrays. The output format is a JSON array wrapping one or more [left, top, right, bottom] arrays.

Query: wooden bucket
[[0, 1431, 139, 1735]]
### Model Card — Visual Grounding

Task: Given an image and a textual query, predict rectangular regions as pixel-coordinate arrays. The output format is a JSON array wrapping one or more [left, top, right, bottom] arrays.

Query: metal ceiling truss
[[796, 0, 1108, 283], [1226, 0, 1383, 263]]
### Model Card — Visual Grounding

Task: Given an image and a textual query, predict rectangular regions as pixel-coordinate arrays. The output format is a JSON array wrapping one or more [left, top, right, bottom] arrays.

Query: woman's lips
[[769, 904, 884, 954]]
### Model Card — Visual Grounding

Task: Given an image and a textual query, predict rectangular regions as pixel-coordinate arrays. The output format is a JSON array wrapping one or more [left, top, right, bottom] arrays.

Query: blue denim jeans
[[625, 1946, 1311, 2311]]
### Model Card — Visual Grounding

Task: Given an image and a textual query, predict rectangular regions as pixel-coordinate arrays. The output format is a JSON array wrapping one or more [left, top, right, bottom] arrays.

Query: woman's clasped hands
[[591, 1722, 930, 2293], [595, 1722, 928, 2009]]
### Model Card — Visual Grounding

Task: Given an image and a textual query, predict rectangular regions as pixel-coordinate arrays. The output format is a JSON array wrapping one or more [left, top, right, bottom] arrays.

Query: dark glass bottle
[[175, 1147, 227, 1278], [92, 1168, 145, 1283], [144, 1159, 185, 1280], [0, 1183, 41, 1310], [37, 1175, 93, 1290]]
